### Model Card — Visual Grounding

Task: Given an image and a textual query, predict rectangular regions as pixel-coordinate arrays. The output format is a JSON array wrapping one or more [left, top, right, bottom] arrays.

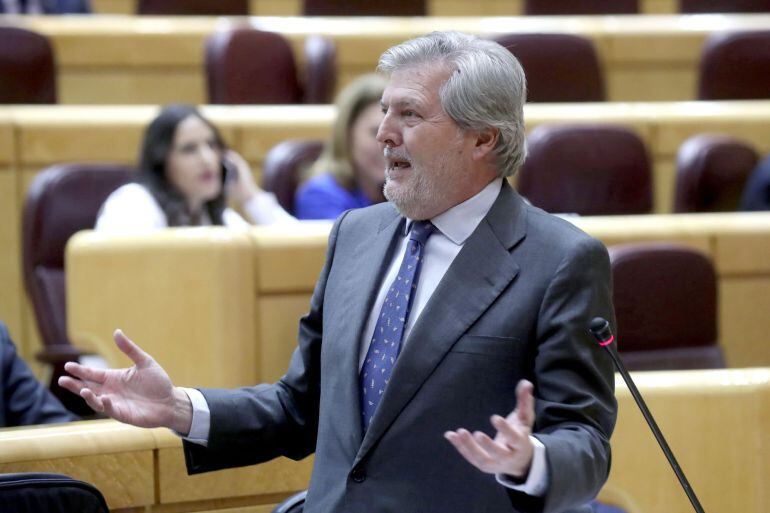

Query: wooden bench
[[1, 367, 767, 513], [65, 212, 770, 392], [0, 419, 313, 513], [5, 14, 770, 103], [2, 102, 769, 370]]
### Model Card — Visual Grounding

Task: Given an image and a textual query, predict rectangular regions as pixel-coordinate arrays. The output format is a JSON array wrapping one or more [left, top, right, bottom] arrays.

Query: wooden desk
[[1, 368, 766, 513], [0, 419, 313, 512], [605, 367, 770, 513], [8, 101, 770, 209], [92, 0, 681, 16], [2, 101, 770, 367], [66, 213, 770, 393], [4, 14, 770, 104]]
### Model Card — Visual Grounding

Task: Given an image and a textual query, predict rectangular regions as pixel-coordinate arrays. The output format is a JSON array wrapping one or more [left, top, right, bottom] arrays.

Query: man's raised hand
[[444, 379, 536, 480], [58, 329, 193, 435]]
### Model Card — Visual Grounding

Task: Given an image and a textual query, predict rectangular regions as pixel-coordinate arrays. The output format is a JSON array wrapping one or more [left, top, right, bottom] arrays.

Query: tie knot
[[409, 220, 435, 245]]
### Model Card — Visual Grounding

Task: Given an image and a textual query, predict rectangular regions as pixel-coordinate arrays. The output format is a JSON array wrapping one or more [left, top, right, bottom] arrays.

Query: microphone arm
[[589, 317, 706, 513]]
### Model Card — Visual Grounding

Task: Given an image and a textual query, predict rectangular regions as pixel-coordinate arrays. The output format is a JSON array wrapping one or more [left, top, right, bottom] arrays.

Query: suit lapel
[[331, 208, 403, 446], [355, 184, 528, 463]]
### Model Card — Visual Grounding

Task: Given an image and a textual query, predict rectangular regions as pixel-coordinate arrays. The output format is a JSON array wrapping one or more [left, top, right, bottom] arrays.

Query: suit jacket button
[[350, 467, 366, 483]]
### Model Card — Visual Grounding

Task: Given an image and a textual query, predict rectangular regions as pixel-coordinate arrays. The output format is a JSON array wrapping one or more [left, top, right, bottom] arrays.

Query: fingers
[[58, 375, 88, 396], [472, 430, 514, 462], [63, 360, 107, 385], [445, 429, 518, 474], [444, 429, 494, 472], [224, 150, 251, 181], [224, 149, 247, 168], [79, 388, 105, 413], [224, 150, 259, 193], [514, 379, 535, 428], [114, 329, 152, 368], [491, 414, 528, 448]]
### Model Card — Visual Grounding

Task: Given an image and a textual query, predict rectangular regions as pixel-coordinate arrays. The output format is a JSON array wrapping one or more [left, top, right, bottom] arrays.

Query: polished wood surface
[[0, 419, 313, 513], [0, 420, 156, 510], [4, 14, 770, 103], [3, 101, 769, 368], [67, 230, 258, 389], [66, 223, 332, 387], [1, 367, 766, 513], [605, 367, 770, 513]]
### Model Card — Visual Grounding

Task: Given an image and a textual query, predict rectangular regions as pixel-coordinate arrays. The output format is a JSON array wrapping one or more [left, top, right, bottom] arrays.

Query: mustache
[[383, 147, 411, 163]]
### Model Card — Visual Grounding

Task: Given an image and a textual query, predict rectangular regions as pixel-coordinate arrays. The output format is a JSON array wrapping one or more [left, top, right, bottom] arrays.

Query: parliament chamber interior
[[0, 1, 769, 512]]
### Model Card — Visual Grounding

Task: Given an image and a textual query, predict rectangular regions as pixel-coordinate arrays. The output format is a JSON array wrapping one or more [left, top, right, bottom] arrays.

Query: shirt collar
[[404, 178, 503, 245]]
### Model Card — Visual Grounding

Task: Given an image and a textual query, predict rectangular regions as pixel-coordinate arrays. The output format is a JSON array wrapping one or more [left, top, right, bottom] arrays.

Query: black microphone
[[589, 317, 707, 513]]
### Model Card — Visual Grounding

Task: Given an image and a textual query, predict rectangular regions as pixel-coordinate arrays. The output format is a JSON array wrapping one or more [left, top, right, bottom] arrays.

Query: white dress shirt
[[94, 183, 295, 233], [183, 177, 547, 496]]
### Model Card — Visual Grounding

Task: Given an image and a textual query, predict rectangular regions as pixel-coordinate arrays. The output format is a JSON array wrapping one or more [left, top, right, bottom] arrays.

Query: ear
[[471, 127, 499, 162]]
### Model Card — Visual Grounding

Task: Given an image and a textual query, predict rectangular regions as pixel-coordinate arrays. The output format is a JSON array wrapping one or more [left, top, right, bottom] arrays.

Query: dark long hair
[[138, 104, 227, 226]]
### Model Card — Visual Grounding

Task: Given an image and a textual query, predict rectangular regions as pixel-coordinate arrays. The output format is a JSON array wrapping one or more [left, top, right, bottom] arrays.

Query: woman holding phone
[[96, 104, 294, 232]]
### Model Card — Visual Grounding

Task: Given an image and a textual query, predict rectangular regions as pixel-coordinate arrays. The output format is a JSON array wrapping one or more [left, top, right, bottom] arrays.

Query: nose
[[199, 144, 220, 168], [376, 111, 401, 148]]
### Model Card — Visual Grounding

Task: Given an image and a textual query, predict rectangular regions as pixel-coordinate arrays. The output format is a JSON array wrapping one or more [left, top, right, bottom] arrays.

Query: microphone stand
[[590, 318, 706, 513]]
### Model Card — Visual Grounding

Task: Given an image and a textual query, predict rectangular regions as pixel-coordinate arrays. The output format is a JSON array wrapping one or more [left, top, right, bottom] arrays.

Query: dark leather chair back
[[303, 35, 337, 104], [205, 28, 336, 104], [698, 30, 770, 100], [518, 124, 652, 215], [22, 163, 134, 411], [0, 27, 56, 104], [674, 134, 759, 213], [137, 0, 248, 14], [680, 0, 770, 12], [0, 473, 109, 513], [609, 242, 725, 371], [524, 0, 638, 14], [304, 0, 425, 15], [492, 33, 604, 102], [262, 140, 324, 213]]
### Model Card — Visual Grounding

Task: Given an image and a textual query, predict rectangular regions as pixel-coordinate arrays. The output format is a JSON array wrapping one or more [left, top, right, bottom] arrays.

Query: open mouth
[[389, 160, 412, 171], [384, 148, 411, 172]]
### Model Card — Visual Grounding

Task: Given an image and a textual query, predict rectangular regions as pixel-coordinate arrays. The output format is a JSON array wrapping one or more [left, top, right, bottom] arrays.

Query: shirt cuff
[[177, 387, 210, 446], [495, 435, 548, 496]]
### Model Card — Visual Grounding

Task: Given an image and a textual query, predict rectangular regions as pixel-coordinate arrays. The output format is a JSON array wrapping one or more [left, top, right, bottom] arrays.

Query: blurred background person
[[0, 0, 91, 14], [741, 153, 770, 211], [294, 73, 387, 220], [0, 322, 78, 427], [96, 104, 295, 232]]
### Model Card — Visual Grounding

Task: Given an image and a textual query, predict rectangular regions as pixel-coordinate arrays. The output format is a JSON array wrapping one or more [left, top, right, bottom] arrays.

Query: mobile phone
[[222, 158, 238, 183]]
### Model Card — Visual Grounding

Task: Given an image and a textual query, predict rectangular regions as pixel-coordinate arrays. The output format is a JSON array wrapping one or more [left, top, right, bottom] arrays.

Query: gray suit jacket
[[184, 183, 617, 513]]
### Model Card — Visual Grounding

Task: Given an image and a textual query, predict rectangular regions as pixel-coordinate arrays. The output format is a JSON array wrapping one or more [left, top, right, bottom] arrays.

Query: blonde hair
[[309, 73, 388, 189]]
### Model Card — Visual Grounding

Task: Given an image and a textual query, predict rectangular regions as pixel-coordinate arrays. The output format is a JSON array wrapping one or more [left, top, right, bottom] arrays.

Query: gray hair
[[378, 31, 527, 178]]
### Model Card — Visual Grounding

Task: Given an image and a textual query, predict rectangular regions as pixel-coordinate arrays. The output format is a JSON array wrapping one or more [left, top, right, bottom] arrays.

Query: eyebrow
[[381, 98, 422, 110]]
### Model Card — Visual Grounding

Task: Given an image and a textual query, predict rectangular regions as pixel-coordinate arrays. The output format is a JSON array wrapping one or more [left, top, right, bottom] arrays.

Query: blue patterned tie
[[360, 220, 435, 431]]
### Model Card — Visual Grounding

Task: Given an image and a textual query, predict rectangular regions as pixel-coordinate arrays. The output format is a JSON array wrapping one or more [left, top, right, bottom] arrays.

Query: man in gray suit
[[60, 32, 617, 513]]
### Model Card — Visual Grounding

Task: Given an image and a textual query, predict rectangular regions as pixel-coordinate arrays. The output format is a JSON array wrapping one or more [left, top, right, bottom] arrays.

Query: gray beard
[[383, 159, 457, 220]]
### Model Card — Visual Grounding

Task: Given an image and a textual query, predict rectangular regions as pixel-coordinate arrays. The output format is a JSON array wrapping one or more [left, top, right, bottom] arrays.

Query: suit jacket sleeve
[[183, 211, 348, 474], [508, 235, 617, 513], [0, 323, 78, 427]]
